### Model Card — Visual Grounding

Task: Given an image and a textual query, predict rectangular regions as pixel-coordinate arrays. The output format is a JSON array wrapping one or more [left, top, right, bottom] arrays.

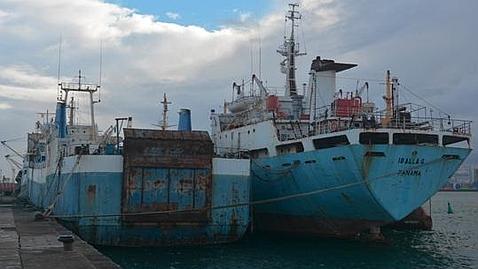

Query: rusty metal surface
[[386, 207, 432, 231], [253, 212, 384, 238], [122, 128, 213, 223], [0, 183, 16, 193], [123, 129, 213, 168]]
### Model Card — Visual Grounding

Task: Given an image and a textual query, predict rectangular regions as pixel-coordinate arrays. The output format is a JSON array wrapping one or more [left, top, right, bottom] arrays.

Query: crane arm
[[5, 155, 22, 169], [356, 82, 369, 97], [1, 141, 24, 160], [252, 74, 268, 97]]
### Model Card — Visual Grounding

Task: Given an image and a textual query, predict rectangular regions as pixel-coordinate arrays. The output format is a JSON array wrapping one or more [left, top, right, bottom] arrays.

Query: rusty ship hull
[[25, 157, 249, 246], [19, 69, 252, 247], [250, 141, 470, 237], [210, 3, 472, 239], [21, 90, 251, 247]]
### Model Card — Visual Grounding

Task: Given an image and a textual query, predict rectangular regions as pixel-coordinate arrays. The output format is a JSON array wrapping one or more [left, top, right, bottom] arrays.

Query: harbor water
[[98, 191, 478, 269]]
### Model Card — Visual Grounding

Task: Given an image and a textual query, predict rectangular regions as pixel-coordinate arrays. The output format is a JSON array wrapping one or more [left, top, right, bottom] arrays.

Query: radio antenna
[[98, 39, 103, 102], [57, 34, 62, 83], [98, 40, 103, 87], [56, 34, 62, 99], [258, 30, 262, 80], [250, 40, 254, 75]]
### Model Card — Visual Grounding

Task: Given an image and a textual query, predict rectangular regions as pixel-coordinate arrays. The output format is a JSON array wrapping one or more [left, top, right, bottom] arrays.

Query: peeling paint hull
[[23, 166, 250, 247], [251, 144, 470, 237]]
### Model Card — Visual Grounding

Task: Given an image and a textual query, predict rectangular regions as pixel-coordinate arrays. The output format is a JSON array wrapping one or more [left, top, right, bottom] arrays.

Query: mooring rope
[[42, 154, 82, 217], [44, 156, 447, 219], [42, 153, 64, 206]]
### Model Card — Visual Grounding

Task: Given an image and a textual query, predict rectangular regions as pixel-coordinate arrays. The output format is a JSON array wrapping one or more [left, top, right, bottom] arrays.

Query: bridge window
[[443, 135, 469, 146], [276, 142, 304, 155], [313, 135, 350, 150], [393, 133, 438, 145], [249, 148, 269, 159], [359, 132, 389, 145]]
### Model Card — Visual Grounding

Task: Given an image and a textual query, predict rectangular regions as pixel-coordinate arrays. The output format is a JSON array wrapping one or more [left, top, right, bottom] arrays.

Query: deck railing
[[300, 104, 472, 138]]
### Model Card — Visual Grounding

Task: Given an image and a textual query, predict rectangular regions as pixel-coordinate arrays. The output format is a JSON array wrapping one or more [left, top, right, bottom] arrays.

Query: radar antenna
[[277, 3, 306, 96], [153, 93, 174, 130]]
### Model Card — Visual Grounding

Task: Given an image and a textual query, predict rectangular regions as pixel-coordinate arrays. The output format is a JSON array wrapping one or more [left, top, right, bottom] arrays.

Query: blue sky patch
[[107, 0, 274, 29]]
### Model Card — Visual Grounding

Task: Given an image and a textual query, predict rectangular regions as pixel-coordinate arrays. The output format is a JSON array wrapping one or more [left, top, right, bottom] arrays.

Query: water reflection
[[99, 192, 478, 269]]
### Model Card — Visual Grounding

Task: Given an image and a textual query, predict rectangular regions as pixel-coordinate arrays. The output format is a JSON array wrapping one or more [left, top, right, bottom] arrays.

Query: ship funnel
[[178, 109, 192, 131], [55, 101, 67, 138]]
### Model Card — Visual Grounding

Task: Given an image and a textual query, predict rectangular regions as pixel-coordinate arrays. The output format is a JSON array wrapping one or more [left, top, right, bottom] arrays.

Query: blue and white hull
[[251, 144, 470, 236], [23, 155, 250, 246]]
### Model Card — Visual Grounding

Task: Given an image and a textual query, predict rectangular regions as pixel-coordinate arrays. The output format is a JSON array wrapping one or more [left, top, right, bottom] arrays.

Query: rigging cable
[[42, 154, 82, 217], [400, 83, 450, 117]]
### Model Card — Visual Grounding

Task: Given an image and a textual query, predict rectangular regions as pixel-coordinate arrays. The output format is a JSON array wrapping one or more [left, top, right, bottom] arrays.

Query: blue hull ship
[[25, 155, 250, 246], [210, 3, 472, 238], [19, 76, 250, 246], [250, 140, 469, 236]]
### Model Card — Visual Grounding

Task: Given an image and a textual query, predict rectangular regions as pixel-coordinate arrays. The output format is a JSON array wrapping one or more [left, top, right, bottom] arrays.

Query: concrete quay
[[0, 197, 121, 269]]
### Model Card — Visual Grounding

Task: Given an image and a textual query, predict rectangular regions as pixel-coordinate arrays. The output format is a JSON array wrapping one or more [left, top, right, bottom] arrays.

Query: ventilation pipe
[[178, 109, 192, 131], [55, 101, 67, 138]]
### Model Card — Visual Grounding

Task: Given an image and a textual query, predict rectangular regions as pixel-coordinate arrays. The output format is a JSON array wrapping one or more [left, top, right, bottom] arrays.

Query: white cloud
[[0, 65, 56, 89], [0, 65, 57, 102], [0, 0, 477, 168], [0, 103, 12, 110], [0, 0, 266, 84], [232, 9, 253, 23], [0, 9, 9, 20], [165, 12, 180, 20], [239, 11, 252, 23]]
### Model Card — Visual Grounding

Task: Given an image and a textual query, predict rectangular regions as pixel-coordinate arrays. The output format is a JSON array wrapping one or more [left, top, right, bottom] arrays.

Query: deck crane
[[1, 140, 24, 160], [355, 81, 369, 102], [4, 154, 22, 180], [252, 74, 268, 97], [99, 125, 114, 145]]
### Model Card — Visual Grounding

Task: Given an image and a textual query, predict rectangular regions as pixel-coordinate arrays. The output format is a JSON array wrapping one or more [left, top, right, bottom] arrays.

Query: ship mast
[[277, 3, 306, 96], [160, 93, 171, 131], [58, 70, 100, 140], [383, 70, 393, 127]]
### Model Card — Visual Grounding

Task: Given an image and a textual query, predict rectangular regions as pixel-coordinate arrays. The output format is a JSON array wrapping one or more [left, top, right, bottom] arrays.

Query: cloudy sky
[[0, 0, 477, 175]]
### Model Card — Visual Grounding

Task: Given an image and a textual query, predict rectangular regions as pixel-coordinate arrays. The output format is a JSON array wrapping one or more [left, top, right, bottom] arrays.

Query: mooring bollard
[[447, 201, 454, 214], [57, 234, 75, 251], [33, 211, 45, 221]]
